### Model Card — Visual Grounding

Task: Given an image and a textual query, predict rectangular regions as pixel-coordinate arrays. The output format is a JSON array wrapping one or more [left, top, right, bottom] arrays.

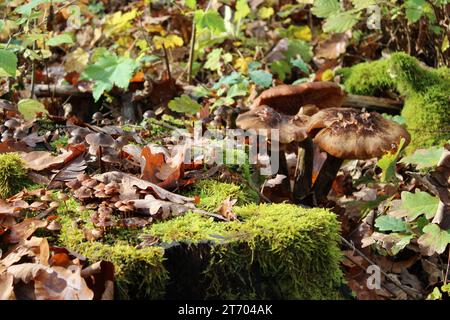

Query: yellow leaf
[[321, 69, 334, 81], [442, 36, 449, 53], [234, 57, 252, 74], [257, 7, 274, 20], [293, 26, 312, 41], [103, 9, 139, 37], [153, 34, 184, 50], [64, 48, 89, 73], [146, 24, 166, 36]]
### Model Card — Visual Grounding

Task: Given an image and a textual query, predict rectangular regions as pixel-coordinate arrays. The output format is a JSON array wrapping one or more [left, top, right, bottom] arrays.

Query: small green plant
[[0, 152, 28, 198]]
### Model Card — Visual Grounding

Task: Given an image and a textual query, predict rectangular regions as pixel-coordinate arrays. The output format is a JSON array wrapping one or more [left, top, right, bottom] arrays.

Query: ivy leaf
[[0, 49, 17, 76], [270, 60, 291, 81], [377, 138, 406, 183], [405, 0, 426, 23], [323, 11, 359, 33], [168, 94, 202, 115], [82, 52, 138, 101], [47, 33, 74, 47], [249, 70, 273, 88], [195, 10, 226, 34], [400, 146, 445, 170], [375, 215, 409, 232], [400, 189, 440, 220], [235, 0, 251, 22], [418, 224, 450, 256], [311, 0, 341, 18]]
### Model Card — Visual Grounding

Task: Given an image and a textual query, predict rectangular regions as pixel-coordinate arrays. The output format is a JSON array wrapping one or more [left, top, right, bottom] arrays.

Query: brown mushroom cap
[[251, 81, 345, 115], [85, 132, 114, 147], [236, 105, 308, 144], [0, 99, 18, 112], [4, 119, 20, 129], [307, 108, 411, 159]]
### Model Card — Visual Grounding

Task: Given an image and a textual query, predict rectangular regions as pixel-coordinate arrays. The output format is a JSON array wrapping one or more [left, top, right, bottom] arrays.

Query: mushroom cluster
[[236, 81, 411, 204]]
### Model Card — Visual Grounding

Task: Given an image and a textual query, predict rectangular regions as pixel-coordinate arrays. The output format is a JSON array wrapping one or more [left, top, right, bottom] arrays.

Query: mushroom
[[4, 119, 20, 132], [0, 99, 18, 120], [143, 110, 155, 119], [251, 81, 345, 115], [248, 82, 345, 202], [307, 107, 411, 201], [236, 105, 309, 194], [58, 193, 69, 212], [85, 132, 115, 173], [92, 112, 103, 126]]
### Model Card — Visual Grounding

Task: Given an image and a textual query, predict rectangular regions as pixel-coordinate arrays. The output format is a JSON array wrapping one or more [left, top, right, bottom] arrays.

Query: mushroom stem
[[311, 154, 343, 201], [277, 147, 291, 193], [98, 146, 105, 173], [293, 138, 313, 204]]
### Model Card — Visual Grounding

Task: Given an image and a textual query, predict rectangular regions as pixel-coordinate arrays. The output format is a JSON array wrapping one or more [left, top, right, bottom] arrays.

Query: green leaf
[[400, 189, 440, 220], [375, 215, 409, 232], [426, 287, 442, 300], [418, 224, 450, 255], [400, 146, 445, 170], [284, 39, 313, 62], [323, 11, 359, 33], [290, 57, 309, 74], [405, 0, 426, 23], [270, 60, 291, 81], [377, 138, 406, 183], [204, 48, 223, 71], [195, 10, 226, 34], [168, 94, 202, 115], [249, 70, 273, 88], [235, 0, 251, 22], [18, 99, 47, 120], [0, 49, 17, 77], [391, 234, 414, 255], [185, 0, 196, 10], [47, 33, 74, 47], [227, 82, 248, 98], [311, 0, 341, 18], [82, 52, 138, 101], [351, 0, 376, 10]]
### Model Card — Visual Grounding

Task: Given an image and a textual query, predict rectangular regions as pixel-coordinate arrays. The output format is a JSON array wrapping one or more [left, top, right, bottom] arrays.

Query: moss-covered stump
[[57, 201, 342, 299], [338, 52, 450, 150]]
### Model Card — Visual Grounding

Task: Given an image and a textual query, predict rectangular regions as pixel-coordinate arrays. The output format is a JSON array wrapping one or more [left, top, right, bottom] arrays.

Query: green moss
[[0, 153, 28, 199], [149, 204, 343, 299], [339, 52, 450, 150], [57, 196, 342, 299], [338, 59, 394, 96], [185, 179, 259, 211], [56, 198, 168, 299]]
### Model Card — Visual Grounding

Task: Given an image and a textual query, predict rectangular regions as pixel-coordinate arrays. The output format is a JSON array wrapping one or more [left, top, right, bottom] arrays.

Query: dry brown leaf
[[0, 272, 15, 300], [218, 197, 238, 221], [3, 218, 48, 244]]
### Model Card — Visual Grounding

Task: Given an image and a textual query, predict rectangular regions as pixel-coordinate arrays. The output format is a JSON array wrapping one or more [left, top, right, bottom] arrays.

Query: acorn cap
[[236, 105, 308, 144], [85, 132, 114, 147], [251, 82, 345, 115], [307, 108, 411, 159]]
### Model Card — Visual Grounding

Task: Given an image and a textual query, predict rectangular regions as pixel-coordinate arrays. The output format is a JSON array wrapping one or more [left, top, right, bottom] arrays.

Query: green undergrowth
[[0, 153, 30, 199], [56, 186, 342, 299], [184, 179, 260, 211], [339, 52, 450, 150]]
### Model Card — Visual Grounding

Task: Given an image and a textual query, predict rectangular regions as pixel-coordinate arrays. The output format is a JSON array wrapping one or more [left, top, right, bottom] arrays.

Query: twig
[[187, 14, 197, 84], [340, 236, 422, 299], [162, 44, 172, 82]]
